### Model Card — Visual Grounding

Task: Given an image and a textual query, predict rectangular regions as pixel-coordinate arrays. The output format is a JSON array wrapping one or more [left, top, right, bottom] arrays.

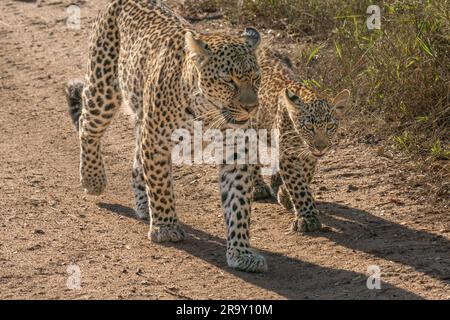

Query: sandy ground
[[0, 0, 449, 300]]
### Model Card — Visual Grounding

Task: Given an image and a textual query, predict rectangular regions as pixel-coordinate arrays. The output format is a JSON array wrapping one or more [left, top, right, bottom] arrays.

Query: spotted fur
[[66, 0, 266, 272], [254, 48, 350, 232]]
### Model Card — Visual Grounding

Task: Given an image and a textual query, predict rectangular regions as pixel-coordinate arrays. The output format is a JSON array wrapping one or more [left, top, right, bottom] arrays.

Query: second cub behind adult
[[254, 47, 350, 232]]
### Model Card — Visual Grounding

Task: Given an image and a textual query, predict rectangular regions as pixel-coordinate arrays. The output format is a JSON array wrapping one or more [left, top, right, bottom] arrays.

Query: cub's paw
[[277, 187, 293, 211], [292, 214, 321, 232], [80, 172, 107, 196], [227, 248, 268, 273], [149, 223, 185, 243], [253, 182, 273, 201]]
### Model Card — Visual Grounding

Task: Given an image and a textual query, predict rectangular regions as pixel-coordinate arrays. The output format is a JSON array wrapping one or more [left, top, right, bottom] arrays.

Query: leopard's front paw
[[134, 200, 149, 220], [292, 214, 321, 232], [80, 171, 107, 196], [227, 248, 268, 273], [149, 223, 185, 242], [135, 207, 149, 220], [253, 182, 273, 201]]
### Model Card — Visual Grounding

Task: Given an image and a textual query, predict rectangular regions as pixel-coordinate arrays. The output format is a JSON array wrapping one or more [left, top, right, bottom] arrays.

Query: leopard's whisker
[[190, 109, 221, 122], [278, 131, 299, 140], [207, 113, 228, 130]]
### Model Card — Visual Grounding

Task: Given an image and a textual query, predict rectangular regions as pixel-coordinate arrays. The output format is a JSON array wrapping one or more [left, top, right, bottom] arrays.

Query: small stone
[[27, 244, 42, 251], [376, 146, 385, 155]]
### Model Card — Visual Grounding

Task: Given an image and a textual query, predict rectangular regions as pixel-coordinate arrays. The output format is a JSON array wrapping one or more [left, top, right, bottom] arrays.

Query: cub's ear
[[185, 31, 211, 68], [242, 27, 261, 51], [282, 88, 306, 116], [332, 89, 350, 117]]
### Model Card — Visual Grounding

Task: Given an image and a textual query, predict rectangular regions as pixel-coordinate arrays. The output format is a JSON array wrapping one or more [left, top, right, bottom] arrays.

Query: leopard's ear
[[282, 88, 306, 115], [241, 27, 261, 51], [331, 89, 350, 118], [185, 31, 211, 68]]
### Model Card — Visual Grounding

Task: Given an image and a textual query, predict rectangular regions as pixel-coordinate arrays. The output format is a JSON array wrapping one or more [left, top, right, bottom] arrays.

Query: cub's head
[[185, 28, 261, 127], [282, 87, 350, 158]]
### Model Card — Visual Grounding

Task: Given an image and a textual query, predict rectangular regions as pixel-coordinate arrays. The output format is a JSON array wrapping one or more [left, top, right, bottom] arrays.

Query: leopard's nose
[[239, 95, 259, 113], [242, 102, 259, 114]]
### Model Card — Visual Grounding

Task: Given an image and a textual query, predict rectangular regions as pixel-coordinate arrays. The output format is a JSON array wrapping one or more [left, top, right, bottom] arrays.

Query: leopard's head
[[185, 28, 261, 127], [281, 87, 350, 158]]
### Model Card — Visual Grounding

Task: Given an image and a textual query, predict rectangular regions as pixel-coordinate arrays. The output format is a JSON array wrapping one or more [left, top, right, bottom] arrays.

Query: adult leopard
[[253, 48, 350, 232], [65, 0, 266, 272]]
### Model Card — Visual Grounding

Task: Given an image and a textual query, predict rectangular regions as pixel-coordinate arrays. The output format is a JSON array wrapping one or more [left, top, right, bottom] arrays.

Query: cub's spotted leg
[[270, 172, 293, 211], [252, 165, 273, 201], [141, 121, 185, 243], [278, 156, 321, 232], [277, 186, 294, 211], [220, 164, 267, 272], [131, 120, 149, 219]]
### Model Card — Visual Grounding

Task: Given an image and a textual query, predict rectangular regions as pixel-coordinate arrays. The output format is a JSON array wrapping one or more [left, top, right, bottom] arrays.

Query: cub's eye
[[326, 123, 337, 130], [253, 69, 261, 80], [305, 123, 314, 130], [252, 75, 261, 86]]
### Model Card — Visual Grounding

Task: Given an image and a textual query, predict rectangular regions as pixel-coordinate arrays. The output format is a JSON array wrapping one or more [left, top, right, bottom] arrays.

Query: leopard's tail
[[65, 79, 84, 132]]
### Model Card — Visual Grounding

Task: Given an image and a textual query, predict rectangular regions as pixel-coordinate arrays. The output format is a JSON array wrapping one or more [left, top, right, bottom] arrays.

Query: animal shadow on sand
[[98, 202, 427, 299], [314, 201, 450, 285]]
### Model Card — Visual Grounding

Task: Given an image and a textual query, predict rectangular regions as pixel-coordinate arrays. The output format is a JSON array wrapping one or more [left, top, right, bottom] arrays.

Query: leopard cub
[[254, 48, 350, 232]]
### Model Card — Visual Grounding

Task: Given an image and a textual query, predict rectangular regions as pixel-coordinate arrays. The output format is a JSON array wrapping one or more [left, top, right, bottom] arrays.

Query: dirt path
[[0, 0, 449, 300]]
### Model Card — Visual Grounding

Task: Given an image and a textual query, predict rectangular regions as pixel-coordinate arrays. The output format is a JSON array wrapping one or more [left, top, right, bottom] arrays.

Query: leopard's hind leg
[[67, 3, 122, 195]]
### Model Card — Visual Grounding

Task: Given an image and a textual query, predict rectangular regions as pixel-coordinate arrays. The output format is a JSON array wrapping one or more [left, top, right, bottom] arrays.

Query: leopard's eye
[[222, 76, 233, 83], [218, 72, 236, 88], [221, 78, 236, 90], [218, 71, 231, 80], [326, 122, 337, 131]]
